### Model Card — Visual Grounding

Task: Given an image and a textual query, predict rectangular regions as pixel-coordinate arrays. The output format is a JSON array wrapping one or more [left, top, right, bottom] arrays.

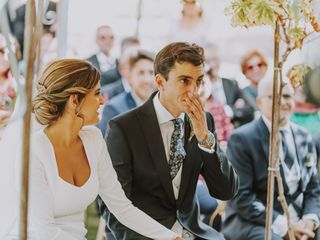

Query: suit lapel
[[222, 78, 233, 105], [136, 93, 176, 205], [257, 118, 289, 193], [290, 124, 307, 190], [177, 115, 201, 207], [93, 55, 100, 70], [290, 125, 304, 168], [257, 118, 270, 162], [126, 92, 137, 109]]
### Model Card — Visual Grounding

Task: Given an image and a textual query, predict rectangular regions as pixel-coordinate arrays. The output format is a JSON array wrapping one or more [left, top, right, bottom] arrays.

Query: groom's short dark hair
[[154, 42, 204, 80]]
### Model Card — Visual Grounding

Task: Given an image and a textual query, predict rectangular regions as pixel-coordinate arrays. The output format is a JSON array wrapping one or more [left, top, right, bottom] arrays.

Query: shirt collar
[[130, 91, 144, 106], [121, 78, 131, 92], [153, 92, 185, 125], [96, 51, 115, 64]]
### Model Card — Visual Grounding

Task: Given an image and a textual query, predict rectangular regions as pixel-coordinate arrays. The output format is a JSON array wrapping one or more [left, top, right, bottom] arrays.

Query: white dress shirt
[[211, 78, 227, 106], [121, 78, 131, 93], [96, 52, 116, 72], [153, 93, 214, 239], [4, 126, 178, 240], [211, 78, 234, 118], [262, 116, 319, 237]]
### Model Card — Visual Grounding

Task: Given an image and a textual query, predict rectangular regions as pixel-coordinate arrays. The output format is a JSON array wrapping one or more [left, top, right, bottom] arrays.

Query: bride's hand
[[174, 237, 183, 240]]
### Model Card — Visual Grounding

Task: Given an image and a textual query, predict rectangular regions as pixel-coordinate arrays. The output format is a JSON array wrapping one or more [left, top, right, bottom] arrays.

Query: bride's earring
[[75, 100, 85, 127]]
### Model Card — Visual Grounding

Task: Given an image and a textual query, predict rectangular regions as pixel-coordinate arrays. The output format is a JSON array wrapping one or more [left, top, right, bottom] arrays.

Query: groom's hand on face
[[182, 92, 208, 142]]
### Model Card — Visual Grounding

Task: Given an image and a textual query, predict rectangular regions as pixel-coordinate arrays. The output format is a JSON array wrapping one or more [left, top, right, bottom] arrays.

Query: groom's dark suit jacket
[[103, 92, 239, 240], [222, 117, 320, 240]]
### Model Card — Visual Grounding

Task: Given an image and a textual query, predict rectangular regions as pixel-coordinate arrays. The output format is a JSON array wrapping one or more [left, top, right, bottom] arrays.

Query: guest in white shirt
[[205, 43, 255, 127], [86, 25, 116, 73], [0, 59, 182, 240]]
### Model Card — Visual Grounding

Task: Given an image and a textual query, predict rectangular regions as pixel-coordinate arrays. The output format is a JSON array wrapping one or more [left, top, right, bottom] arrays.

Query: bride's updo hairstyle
[[32, 59, 100, 125]]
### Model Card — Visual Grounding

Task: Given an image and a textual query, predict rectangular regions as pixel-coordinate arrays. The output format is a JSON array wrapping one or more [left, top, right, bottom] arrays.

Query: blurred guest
[[291, 85, 320, 134], [287, 64, 320, 134], [19, 29, 58, 76], [87, 25, 116, 73], [199, 74, 234, 144], [241, 50, 268, 103], [0, 34, 16, 139], [98, 49, 155, 137], [40, 29, 57, 70], [101, 46, 145, 100], [313, 132, 320, 175], [120, 37, 140, 56], [222, 78, 320, 240], [100, 36, 140, 87], [7, 0, 57, 55], [167, 0, 211, 47], [205, 43, 255, 127]]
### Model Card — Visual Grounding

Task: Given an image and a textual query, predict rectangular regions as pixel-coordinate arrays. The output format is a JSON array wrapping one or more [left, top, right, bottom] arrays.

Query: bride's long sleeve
[[96, 129, 179, 240], [28, 152, 80, 240]]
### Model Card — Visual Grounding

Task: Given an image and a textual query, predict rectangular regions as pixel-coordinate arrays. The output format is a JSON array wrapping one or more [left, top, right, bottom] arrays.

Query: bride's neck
[[45, 115, 82, 147]]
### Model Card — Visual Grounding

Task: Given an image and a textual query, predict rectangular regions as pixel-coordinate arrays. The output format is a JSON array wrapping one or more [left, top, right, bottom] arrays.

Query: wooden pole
[[265, 20, 296, 240], [36, 0, 43, 76], [135, 0, 143, 38], [265, 20, 281, 240], [57, 0, 69, 58], [20, 0, 37, 239], [274, 70, 296, 240]]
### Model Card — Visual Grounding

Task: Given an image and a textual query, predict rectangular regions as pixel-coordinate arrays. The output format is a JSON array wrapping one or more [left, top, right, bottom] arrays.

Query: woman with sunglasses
[[240, 50, 268, 103]]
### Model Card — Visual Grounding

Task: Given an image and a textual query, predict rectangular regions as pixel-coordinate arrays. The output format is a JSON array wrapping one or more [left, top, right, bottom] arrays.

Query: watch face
[[199, 131, 215, 145], [208, 132, 215, 145]]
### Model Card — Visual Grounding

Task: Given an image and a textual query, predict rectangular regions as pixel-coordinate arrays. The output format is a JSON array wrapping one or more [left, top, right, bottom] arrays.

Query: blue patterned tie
[[168, 118, 186, 179], [280, 129, 295, 169]]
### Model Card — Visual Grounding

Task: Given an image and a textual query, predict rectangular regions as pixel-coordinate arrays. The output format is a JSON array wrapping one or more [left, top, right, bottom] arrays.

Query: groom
[[102, 42, 239, 239]]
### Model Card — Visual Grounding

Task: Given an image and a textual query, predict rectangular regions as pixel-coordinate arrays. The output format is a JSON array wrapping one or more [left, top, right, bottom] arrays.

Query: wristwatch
[[198, 131, 215, 146]]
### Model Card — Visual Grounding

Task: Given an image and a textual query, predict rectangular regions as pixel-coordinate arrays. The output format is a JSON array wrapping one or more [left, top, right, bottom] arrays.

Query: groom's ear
[[155, 74, 166, 90]]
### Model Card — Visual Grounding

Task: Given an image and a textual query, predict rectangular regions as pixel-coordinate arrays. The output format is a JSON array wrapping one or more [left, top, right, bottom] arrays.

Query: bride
[[0, 58, 182, 240]]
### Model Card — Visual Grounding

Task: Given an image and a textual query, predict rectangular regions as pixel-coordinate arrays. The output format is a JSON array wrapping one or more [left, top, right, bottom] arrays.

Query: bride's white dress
[[0, 121, 178, 240]]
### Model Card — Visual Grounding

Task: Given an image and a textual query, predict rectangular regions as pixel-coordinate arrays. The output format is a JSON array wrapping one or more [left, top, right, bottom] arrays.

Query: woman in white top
[[167, 0, 210, 47], [1, 59, 181, 240]]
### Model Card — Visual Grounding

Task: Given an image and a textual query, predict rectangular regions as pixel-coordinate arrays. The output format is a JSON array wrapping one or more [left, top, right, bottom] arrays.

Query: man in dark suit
[[222, 78, 320, 240], [98, 49, 155, 137], [205, 43, 255, 127], [86, 25, 115, 73], [101, 77, 126, 99], [100, 42, 144, 100], [100, 36, 140, 87], [103, 42, 239, 239]]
